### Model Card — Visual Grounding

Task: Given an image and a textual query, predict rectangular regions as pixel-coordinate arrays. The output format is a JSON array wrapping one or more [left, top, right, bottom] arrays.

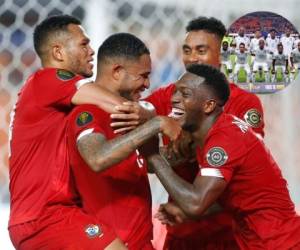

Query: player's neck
[[192, 110, 222, 147], [95, 76, 120, 96]]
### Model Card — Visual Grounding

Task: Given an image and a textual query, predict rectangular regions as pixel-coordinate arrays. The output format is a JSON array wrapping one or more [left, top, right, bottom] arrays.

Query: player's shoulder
[[70, 104, 108, 121], [229, 83, 263, 117], [206, 113, 248, 146], [35, 68, 80, 82]]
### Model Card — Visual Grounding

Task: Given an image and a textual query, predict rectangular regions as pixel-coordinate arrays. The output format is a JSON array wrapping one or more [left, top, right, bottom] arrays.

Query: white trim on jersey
[[75, 78, 92, 90], [200, 168, 224, 178], [77, 128, 94, 142]]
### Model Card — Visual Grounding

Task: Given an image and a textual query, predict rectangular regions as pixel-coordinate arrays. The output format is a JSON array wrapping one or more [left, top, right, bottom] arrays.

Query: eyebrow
[[182, 44, 209, 50]]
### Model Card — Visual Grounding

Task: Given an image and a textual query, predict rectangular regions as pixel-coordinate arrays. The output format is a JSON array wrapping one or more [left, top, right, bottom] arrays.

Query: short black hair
[[97, 33, 150, 67], [186, 64, 230, 106], [33, 15, 81, 57], [186, 17, 226, 40], [239, 42, 245, 47]]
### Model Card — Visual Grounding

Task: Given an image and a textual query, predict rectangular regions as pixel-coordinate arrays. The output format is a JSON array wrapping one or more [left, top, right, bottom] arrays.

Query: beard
[[182, 121, 198, 133]]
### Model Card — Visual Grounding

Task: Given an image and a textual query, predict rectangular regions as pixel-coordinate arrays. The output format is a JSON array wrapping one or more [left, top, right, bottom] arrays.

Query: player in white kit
[[250, 30, 264, 54], [290, 41, 300, 79], [233, 42, 251, 82], [272, 43, 289, 83], [220, 40, 234, 79], [252, 39, 269, 82], [235, 27, 250, 49], [266, 29, 279, 67]]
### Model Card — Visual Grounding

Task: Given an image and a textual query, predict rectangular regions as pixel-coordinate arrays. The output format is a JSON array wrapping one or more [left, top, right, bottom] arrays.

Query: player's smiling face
[[182, 31, 221, 69], [64, 24, 95, 78], [119, 54, 151, 101], [171, 72, 208, 132]]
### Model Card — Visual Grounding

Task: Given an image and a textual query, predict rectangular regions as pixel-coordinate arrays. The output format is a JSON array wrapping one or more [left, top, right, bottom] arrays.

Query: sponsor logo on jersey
[[85, 224, 103, 238], [244, 109, 262, 128], [77, 112, 93, 126], [56, 69, 75, 81], [206, 147, 228, 167]]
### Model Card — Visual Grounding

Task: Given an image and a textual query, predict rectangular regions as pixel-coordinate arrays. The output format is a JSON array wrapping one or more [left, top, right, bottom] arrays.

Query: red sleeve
[[34, 68, 84, 108], [238, 95, 265, 138], [197, 130, 246, 182], [68, 104, 109, 142], [144, 83, 175, 116], [226, 84, 265, 137]]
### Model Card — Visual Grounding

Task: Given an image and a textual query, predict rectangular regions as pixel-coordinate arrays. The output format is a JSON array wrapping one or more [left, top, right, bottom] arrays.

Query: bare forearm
[[148, 154, 203, 218], [79, 117, 163, 172], [72, 83, 125, 113]]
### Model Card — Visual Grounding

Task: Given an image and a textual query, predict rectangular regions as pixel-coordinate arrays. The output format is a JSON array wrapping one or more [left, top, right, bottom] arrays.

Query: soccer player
[[234, 26, 250, 49], [290, 41, 300, 73], [293, 33, 300, 49], [233, 43, 251, 83], [272, 43, 289, 83], [8, 15, 140, 249], [220, 40, 234, 79], [150, 64, 300, 250], [141, 16, 264, 250], [280, 28, 295, 61], [67, 33, 182, 250], [250, 30, 264, 54], [252, 39, 269, 82], [266, 29, 279, 66]]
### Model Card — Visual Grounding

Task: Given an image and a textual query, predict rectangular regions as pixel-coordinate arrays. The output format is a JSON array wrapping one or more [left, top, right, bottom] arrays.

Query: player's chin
[[132, 91, 143, 101], [83, 68, 93, 78]]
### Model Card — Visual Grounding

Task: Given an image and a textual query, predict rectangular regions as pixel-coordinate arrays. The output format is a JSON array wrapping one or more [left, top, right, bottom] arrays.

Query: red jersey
[[196, 113, 300, 249], [67, 104, 153, 249], [9, 68, 85, 227]]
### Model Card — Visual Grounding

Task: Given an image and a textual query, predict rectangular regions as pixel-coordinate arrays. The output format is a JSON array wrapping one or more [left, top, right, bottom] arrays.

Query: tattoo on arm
[[77, 116, 162, 172]]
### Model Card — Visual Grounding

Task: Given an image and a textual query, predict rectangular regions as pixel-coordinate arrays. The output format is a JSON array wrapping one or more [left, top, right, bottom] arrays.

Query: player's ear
[[203, 99, 217, 114], [52, 44, 64, 62], [112, 64, 124, 81]]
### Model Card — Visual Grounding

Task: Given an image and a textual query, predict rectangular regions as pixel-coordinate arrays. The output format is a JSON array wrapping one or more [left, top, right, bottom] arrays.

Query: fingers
[[111, 120, 139, 128], [114, 102, 138, 113], [113, 126, 137, 134], [110, 113, 139, 120]]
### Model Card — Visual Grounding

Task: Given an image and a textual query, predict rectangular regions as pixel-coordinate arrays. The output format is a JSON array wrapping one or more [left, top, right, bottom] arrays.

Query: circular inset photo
[[222, 11, 299, 94]]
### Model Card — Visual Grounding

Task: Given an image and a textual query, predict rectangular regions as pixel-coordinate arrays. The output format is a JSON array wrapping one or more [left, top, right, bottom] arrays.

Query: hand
[[154, 202, 188, 226], [166, 131, 195, 160], [271, 69, 275, 74], [111, 101, 156, 133], [159, 116, 182, 141], [138, 136, 159, 158], [285, 69, 289, 74]]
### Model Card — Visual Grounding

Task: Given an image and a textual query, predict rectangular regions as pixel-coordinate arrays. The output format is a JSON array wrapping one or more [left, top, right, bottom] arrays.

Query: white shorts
[[221, 61, 233, 70], [234, 63, 251, 74], [253, 62, 269, 71], [274, 65, 286, 72]]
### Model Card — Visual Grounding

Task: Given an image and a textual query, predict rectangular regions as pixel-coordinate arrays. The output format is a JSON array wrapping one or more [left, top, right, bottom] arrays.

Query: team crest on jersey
[[206, 147, 228, 167], [56, 69, 75, 81], [85, 224, 103, 238], [244, 109, 262, 128], [76, 112, 93, 126]]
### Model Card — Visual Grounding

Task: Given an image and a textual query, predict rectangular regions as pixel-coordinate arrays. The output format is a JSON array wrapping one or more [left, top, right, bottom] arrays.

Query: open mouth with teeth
[[169, 107, 185, 119]]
